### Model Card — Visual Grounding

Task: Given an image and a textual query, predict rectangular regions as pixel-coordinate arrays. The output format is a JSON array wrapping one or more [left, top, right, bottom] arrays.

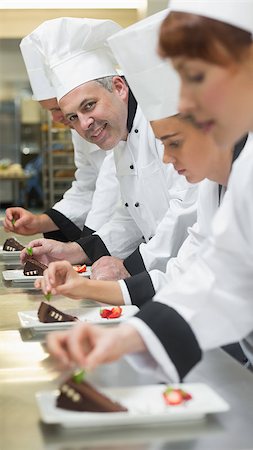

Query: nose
[[178, 85, 196, 116], [79, 114, 94, 131], [163, 149, 176, 165]]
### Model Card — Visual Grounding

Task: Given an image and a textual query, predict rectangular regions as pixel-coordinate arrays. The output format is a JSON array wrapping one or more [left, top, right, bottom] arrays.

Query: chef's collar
[[127, 88, 138, 133]]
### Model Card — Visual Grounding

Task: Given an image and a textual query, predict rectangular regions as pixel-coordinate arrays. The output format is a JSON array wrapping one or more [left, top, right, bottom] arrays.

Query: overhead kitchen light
[[0, 0, 146, 9]]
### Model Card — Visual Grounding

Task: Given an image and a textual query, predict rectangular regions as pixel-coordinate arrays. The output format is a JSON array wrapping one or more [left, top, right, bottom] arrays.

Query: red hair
[[159, 12, 252, 65]]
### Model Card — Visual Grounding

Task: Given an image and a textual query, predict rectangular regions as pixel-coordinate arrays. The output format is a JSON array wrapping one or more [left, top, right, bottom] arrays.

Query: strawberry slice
[[100, 306, 122, 319], [108, 306, 122, 319], [100, 308, 112, 318], [163, 387, 192, 406], [73, 264, 87, 273]]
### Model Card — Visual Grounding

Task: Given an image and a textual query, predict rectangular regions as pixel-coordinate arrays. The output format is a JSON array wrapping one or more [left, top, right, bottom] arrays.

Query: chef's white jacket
[[126, 133, 253, 382], [45, 130, 119, 239], [120, 178, 222, 305], [77, 105, 198, 262]]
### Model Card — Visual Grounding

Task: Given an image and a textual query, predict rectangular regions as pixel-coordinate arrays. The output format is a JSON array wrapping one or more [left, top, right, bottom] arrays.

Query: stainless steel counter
[[1, 230, 253, 450]]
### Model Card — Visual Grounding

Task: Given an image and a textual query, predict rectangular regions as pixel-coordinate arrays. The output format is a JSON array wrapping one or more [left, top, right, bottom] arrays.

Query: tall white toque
[[39, 17, 122, 100], [108, 10, 180, 121], [20, 33, 56, 101], [169, 0, 253, 35]]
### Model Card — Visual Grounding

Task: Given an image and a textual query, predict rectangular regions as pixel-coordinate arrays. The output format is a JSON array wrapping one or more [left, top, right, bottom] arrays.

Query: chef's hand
[[46, 321, 146, 370], [20, 238, 87, 266], [91, 256, 130, 281], [35, 260, 87, 299], [3, 207, 41, 235]]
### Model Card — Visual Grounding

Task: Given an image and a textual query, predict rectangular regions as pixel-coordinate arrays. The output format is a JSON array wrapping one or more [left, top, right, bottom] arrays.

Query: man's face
[[39, 98, 71, 127], [59, 77, 129, 150]]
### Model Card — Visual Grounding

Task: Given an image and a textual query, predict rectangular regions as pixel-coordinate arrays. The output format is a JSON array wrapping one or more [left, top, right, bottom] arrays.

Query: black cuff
[[124, 271, 155, 307], [45, 209, 82, 241], [124, 247, 146, 275], [81, 224, 95, 238], [135, 301, 202, 380], [76, 234, 111, 263]]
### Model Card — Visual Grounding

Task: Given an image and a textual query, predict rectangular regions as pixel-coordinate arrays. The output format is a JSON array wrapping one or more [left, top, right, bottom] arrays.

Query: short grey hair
[[95, 76, 114, 92]]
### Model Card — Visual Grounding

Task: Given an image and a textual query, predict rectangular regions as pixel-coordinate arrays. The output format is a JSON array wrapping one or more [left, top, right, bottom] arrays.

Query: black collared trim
[[218, 134, 248, 205], [45, 209, 82, 241], [135, 301, 202, 381], [124, 247, 146, 275], [127, 88, 137, 133], [76, 234, 110, 263], [124, 271, 155, 307]]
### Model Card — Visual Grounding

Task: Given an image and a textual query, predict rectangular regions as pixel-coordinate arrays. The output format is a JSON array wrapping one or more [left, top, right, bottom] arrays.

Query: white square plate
[[36, 383, 229, 428], [18, 305, 139, 331], [2, 266, 91, 282], [0, 245, 22, 259]]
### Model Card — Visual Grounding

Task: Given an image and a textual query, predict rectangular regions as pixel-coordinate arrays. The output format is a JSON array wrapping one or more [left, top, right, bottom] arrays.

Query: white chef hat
[[169, 0, 253, 36], [108, 10, 180, 121], [39, 17, 122, 101], [20, 33, 56, 101]]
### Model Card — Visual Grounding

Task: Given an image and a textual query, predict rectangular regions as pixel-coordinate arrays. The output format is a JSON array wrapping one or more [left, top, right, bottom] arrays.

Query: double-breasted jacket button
[[129, 164, 134, 170], [134, 202, 140, 207], [134, 129, 139, 133], [125, 202, 129, 207]]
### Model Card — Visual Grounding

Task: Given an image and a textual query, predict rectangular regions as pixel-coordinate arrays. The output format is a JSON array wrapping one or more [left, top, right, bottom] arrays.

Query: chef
[[45, 1, 253, 380], [20, 16, 198, 271], [4, 21, 120, 243]]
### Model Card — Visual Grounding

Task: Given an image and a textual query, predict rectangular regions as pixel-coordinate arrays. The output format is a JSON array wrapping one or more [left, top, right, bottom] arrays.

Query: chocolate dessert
[[57, 378, 128, 413], [23, 257, 48, 276], [38, 301, 78, 323], [3, 237, 25, 251]]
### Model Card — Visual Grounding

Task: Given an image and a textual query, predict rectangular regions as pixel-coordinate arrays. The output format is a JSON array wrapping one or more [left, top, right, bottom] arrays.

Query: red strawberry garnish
[[100, 306, 122, 319], [163, 387, 192, 406]]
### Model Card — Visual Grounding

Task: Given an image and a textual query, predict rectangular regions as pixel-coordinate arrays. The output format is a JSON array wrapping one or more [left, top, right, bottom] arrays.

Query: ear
[[112, 76, 128, 101]]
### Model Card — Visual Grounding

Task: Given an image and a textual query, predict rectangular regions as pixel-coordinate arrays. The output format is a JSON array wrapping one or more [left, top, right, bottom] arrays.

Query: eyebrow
[[159, 131, 180, 142]]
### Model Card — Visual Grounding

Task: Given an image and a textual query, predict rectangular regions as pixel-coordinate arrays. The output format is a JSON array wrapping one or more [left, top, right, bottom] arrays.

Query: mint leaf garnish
[[26, 247, 33, 256], [72, 370, 85, 384], [44, 292, 52, 302]]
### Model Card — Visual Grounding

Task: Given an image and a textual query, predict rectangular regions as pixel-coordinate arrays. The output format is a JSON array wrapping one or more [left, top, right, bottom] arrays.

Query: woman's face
[[151, 115, 223, 184], [171, 54, 253, 149]]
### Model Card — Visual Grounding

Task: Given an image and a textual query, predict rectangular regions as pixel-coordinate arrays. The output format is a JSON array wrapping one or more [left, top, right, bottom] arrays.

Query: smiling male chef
[[21, 16, 198, 276], [4, 20, 120, 243]]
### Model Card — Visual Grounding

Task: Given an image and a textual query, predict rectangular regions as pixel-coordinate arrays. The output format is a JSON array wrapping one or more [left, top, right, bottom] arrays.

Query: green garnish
[[44, 292, 52, 302], [11, 218, 16, 225], [72, 369, 86, 384], [26, 247, 33, 256]]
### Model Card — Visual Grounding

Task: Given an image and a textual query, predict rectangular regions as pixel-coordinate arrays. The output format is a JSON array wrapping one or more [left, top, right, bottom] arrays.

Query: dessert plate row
[[18, 305, 139, 330], [2, 266, 91, 282], [36, 383, 229, 428]]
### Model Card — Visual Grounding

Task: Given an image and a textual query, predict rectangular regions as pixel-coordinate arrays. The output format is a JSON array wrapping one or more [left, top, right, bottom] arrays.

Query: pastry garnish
[[44, 292, 52, 302], [26, 247, 33, 256], [100, 306, 122, 319], [163, 387, 192, 406], [72, 369, 86, 384]]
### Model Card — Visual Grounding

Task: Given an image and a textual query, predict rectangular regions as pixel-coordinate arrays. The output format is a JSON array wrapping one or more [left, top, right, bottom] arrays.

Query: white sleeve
[[139, 182, 198, 272], [52, 131, 104, 229]]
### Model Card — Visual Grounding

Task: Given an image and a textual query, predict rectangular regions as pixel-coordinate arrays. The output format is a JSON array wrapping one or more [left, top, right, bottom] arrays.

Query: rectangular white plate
[[36, 383, 229, 428], [18, 305, 139, 330], [0, 245, 22, 258], [2, 266, 91, 282]]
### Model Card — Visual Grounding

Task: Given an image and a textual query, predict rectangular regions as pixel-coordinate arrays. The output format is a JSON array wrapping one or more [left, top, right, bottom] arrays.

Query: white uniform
[[127, 133, 253, 382], [77, 105, 198, 262], [120, 178, 222, 305], [47, 130, 119, 234]]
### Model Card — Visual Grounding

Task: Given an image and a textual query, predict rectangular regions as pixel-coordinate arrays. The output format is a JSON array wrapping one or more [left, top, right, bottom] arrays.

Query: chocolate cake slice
[[23, 257, 48, 276], [38, 301, 78, 323], [57, 378, 128, 413], [3, 237, 25, 251]]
